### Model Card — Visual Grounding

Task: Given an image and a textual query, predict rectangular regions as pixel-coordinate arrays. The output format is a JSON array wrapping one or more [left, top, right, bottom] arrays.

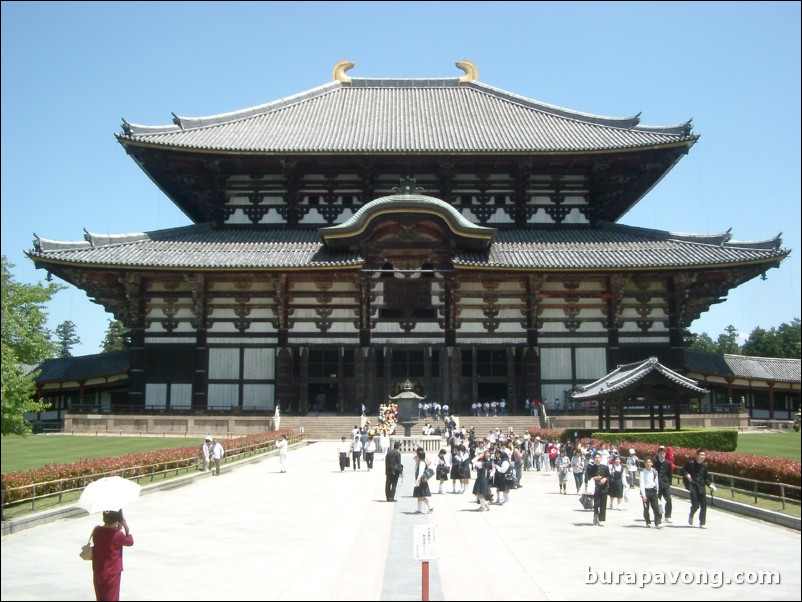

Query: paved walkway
[[1, 442, 800, 601]]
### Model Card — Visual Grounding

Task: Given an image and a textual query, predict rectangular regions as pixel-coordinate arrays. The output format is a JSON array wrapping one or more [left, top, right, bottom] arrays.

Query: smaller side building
[[683, 350, 800, 420], [26, 351, 130, 429]]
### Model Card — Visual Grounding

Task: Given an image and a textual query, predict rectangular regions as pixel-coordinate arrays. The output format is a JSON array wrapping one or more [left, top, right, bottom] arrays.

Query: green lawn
[[1, 434, 201, 474], [735, 430, 800, 461]]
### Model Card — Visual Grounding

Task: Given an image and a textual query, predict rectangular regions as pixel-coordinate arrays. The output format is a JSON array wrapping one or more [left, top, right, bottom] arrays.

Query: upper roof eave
[[116, 71, 697, 154]]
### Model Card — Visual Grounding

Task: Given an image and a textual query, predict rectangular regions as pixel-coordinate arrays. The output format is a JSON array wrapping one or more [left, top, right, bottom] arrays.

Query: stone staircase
[[277, 414, 545, 441]]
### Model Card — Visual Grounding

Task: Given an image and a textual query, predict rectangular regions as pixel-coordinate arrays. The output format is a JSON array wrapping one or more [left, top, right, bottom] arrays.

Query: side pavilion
[[571, 356, 708, 432]]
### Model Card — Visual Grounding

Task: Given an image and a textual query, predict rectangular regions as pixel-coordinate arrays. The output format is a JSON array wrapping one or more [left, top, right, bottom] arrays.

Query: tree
[[716, 325, 742, 355], [101, 319, 129, 352], [742, 319, 801, 359], [55, 320, 81, 358], [1, 256, 63, 435], [687, 331, 717, 353]]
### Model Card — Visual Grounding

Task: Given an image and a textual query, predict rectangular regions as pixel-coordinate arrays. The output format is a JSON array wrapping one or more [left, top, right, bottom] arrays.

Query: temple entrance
[[308, 383, 339, 413], [478, 382, 508, 404]]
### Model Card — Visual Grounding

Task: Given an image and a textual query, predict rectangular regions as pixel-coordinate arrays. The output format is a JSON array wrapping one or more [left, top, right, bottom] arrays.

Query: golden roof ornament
[[333, 60, 355, 83], [456, 60, 478, 83]]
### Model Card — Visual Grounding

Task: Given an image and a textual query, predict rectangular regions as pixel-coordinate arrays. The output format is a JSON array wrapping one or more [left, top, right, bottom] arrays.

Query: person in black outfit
[[385, 441, 403, 502], [653, 446, 673, 523], [683, 448, 715, 528], [585, 452, 610, 526]]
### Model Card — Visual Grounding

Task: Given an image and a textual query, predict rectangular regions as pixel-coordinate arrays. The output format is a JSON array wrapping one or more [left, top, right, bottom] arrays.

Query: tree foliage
[[55, 320, 81, 358], [101, 319, 129, 352], [1, 256, 63, 435], [690, 319, 801, 359]]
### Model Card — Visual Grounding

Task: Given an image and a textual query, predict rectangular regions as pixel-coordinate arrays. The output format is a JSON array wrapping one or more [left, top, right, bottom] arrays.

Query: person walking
[[199, 437, 211, 472], [585, 452, 610, 526], [472, 449, 493, 511], [653, 445, 673, 522], [210, 438, 225, 476], [385, 440, 403, 501], [338, 436, 352, 472], [683, 449, 716, 528], [91, 509, 134, 601], [364, 435, 377, 470], [640, 457, 663, 528], [351, 435, 363, 471], [412, 449, 434, 514], [275, 434, 288, 473]]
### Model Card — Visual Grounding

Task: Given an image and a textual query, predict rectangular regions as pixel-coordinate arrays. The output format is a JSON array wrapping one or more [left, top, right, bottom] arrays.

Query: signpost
[[413, 525, 438, 601]]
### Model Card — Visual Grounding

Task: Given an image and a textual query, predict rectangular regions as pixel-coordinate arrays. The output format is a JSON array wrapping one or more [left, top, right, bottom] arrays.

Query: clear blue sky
[[2, 1, 800, 356]]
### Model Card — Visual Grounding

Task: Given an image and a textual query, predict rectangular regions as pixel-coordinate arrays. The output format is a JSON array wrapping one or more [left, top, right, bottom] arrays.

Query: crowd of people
[[359, 424, 717, 530]]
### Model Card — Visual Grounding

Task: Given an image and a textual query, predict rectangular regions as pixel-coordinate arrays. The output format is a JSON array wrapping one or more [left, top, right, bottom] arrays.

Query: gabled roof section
[[684, 349, 801, 384], [319, 193, 496, 251], [572, 357, 708, 400], [117, 63, 696, 155]]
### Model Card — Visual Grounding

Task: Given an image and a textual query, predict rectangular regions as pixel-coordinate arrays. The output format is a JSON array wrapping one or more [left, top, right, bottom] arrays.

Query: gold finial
[[333, 60, 355, 83], [456, 60, 478, 83]]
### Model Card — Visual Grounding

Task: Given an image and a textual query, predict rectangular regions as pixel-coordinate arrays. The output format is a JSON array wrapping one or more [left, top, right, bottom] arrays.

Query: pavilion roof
[[571, 357, 708, 401]]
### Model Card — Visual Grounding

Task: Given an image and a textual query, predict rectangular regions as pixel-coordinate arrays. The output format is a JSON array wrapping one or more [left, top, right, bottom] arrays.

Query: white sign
[[413, 524, 438, 561]]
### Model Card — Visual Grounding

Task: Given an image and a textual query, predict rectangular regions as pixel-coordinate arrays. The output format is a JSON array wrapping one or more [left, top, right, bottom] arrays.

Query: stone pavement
[[1, 442, 800, 601]]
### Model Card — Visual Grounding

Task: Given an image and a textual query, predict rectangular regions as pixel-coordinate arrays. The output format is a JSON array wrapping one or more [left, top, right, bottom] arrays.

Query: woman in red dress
[[91, 510, 134, 601]]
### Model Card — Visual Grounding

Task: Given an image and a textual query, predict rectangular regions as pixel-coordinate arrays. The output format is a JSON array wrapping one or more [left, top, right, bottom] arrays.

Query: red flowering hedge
[[1, 430, 299, 505], [526, 428, 800, 493]]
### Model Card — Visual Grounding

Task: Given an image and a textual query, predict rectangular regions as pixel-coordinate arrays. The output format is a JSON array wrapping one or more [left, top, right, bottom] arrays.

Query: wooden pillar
[[275, 348, 293, 412], [658, 404, 665, 431], [674, 401, 681, 431], [768, 383, 776, 420], [598, 400, 604, 432], [128, 282, 147, 409], [444, 275, 457, 347], [649, 405, 656, 431], [192, 274, 208, 410], [618, 401, 624, 433]]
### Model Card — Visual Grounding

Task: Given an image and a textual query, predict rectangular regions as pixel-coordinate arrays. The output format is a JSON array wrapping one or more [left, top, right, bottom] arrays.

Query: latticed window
[[381, 279, 435, 319]]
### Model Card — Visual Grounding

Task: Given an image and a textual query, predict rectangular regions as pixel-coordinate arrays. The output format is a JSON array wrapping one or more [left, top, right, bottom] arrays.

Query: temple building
[[28, 61, 789, 416]]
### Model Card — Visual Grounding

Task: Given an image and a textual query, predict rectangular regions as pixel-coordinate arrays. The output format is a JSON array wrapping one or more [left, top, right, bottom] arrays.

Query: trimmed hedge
[[1, 430, 298, 505], [592, 429, 738, 452]]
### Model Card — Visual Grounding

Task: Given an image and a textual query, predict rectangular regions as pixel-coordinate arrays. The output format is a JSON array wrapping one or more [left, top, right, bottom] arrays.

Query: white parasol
[[77, 476, 141, 514]]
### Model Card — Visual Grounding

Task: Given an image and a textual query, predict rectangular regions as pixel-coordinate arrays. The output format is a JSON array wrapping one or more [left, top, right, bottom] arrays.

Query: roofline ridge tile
[[121, 82, 342, 136]]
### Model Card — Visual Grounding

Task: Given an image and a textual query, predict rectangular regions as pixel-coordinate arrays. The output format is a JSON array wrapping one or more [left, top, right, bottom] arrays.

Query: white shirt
[[211, 442, 224, 460], [275, 438, 288, 456], [640, 468, 660, 496]]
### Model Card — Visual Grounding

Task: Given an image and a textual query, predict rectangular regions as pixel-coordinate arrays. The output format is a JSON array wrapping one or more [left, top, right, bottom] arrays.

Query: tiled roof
[[118, 78, 696, 154], [30, 224, 362, 269], [725, 355, 801, 383], [454, 223, 786, 269], [685, 349, 800, 383], [35, 350, 130, 384], [572, 357, 707, 400], [29, 223, 786, 271]]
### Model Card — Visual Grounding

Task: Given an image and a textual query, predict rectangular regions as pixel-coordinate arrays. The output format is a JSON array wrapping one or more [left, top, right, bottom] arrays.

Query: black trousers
[[352, 451, 361, 469], [658, 485, 672, 518], [642, 488, 662, 525], [689, 487, 707, 525], [593, 491, 608, 522], [385, 475, 399, 501], [339, 453, 348, 471], [365, 452, 374, 469]]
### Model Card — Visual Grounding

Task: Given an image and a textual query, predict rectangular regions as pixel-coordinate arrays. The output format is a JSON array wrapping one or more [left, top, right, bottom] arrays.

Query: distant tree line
[[687, 319, 801, 359]]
